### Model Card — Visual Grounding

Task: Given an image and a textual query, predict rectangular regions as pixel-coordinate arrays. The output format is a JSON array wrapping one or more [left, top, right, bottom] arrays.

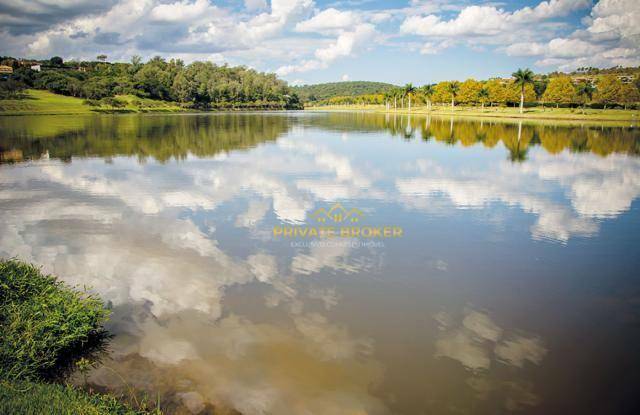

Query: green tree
[[403, 83, 416, 111], [512, 68, 534, 113], [575, 82, 594, 113], [96, 54, 107, 62], [49, 56, 63, 67]]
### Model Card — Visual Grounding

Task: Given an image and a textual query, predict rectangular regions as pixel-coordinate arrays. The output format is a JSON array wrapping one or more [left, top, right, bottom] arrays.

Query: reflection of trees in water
[[2, 113, 639, 164], [0, 114, 292, 163], [306, 113, 640, 160]]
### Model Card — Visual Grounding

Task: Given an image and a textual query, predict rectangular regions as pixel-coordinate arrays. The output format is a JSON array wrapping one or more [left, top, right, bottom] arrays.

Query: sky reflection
[[1, 113, 639, 414]]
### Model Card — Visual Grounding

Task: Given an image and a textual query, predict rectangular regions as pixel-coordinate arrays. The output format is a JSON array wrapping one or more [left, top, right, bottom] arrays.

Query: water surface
[[1, 112, 639, 414]]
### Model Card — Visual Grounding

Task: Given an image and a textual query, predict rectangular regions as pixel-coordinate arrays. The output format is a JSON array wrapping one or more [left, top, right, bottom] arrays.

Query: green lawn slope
[[0, 90, 183, 116]]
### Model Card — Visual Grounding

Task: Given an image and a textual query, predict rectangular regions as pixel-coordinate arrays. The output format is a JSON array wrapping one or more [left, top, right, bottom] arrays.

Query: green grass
[[0, 90, 95, 115], [305, 103, 640, 123], [0, 259, 162, 414], [0, 259, 109, 381], [0, 381, 154, 415], [0, 90, 184, 116]]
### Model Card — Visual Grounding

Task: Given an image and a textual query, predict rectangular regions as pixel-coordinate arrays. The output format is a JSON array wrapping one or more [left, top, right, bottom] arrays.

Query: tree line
[[0, 55, 302, 109], [310, 68, 640, 111]]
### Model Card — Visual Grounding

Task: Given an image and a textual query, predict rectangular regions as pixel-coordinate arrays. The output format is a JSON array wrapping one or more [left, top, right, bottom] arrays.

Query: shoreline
[[304, 105, 640, 123]]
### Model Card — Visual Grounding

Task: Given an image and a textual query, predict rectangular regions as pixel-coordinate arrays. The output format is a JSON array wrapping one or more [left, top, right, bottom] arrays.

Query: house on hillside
[[0, 65, 13, 74], [31, 64, 41, 72], [618, 75, 635, 84]]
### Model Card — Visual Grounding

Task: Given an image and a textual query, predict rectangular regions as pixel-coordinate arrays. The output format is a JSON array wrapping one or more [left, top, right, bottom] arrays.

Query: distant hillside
[[292, 81, 397, 102]]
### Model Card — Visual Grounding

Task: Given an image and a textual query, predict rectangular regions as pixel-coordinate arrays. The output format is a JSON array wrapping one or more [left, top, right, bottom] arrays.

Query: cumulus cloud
[[277, 23, 375, 76], [505, 0, 640, 70]]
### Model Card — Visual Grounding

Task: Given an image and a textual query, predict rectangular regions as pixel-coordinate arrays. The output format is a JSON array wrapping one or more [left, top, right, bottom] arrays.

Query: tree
[[542, 77, 575, 107], [403, 83, 416, 112], [50, 56, 63, 67], [0, 79, 26, 98], [485, 79, 506, 106], [618, 83, 640, 110], [477, 87, 489, 110], [575, 82, 594, 113], [534, 79, 548, 100], [432, 82, 451, 104], [594, 75, 623, 109], [421, 84, 435, 111], [512, 68, 534, 114], [447, 81, 460, 109], [96, 54, 107, 62], [457, 79, 482, 105]]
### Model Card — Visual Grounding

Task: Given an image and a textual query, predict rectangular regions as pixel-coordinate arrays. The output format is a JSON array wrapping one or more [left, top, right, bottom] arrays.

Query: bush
[[0, 259, 109, 381], [0, 79, 26, 98], [100, 97, 125, 108], [0, 380, 153, 415]]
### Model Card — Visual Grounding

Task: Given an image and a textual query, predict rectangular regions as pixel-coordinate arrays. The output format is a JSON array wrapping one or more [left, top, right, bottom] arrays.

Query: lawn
[[0, 90, 184, 115], [305, 103, 640, 122]]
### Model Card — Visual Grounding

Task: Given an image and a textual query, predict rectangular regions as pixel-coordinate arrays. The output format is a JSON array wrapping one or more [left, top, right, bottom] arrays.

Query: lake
[[1, 112, 639, 414]]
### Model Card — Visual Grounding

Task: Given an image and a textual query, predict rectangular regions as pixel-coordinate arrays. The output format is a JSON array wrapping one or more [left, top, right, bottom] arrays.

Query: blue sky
[[1, 0, 638, 85]]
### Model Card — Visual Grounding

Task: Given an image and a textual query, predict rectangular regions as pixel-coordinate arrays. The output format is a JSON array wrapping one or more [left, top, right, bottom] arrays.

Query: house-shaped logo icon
[[310, 203, 364, 223]]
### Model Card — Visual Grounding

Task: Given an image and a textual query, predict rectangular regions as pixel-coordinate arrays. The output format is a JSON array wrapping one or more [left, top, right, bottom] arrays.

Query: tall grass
[[0, 259, 109, 381], [0, 380, 149, 415]]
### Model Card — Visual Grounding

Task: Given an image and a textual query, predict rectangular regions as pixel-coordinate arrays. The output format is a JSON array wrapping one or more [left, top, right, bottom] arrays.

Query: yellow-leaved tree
[[542, 77, 575, 107], [594, 75, 623, 108], [457, 79, 482, 105]]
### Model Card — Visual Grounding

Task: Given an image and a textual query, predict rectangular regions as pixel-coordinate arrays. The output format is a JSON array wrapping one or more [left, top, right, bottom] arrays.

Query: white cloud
[[506, 38, 603, 58], [295, 8, 358, 34], [278, 23, 375, 76], [588, 0, 640, 38], [149, 0, 212, 23]]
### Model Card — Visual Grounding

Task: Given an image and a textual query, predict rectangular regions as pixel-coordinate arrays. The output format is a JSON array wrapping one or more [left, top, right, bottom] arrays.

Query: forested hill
[[292, 81, 397, 102], [0, 55, 302, 110]]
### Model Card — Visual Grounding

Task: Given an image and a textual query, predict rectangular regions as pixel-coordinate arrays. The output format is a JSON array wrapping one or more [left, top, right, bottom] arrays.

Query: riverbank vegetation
[[0, 259, 159, 414], [305, 67, 640, 117], [0, 55, 302, 110]]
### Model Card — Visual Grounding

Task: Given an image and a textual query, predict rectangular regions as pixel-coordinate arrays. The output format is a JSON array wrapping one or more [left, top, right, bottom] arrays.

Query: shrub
[[0, 259, 109, 381], [100, 97, 126, 108]]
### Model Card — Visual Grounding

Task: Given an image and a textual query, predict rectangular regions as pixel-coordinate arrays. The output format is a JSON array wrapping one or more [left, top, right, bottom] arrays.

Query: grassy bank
[[305, 104, 640, 122], [0, 381, 151, 415], [0, 90, 184, 115], [0, 259, 158, 414]]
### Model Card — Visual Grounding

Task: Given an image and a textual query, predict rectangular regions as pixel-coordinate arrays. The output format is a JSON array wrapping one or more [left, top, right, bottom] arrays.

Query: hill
[[292, 81, 397, 102]]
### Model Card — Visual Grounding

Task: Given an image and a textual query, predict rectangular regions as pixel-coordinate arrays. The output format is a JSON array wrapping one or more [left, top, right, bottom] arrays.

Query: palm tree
[[421, 84, 435, 112], [392, 88, 400, 111], [404, 83, 417, 112], [576, 82, 594, 114], [477, 87, 489, 110], [512, 68, 534, 114], [506, 121, 529, 163], [447, 81, 460, 109]]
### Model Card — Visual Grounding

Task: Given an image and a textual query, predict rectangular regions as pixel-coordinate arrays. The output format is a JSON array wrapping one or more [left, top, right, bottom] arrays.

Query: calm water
[[1, 112, 640, 414]]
